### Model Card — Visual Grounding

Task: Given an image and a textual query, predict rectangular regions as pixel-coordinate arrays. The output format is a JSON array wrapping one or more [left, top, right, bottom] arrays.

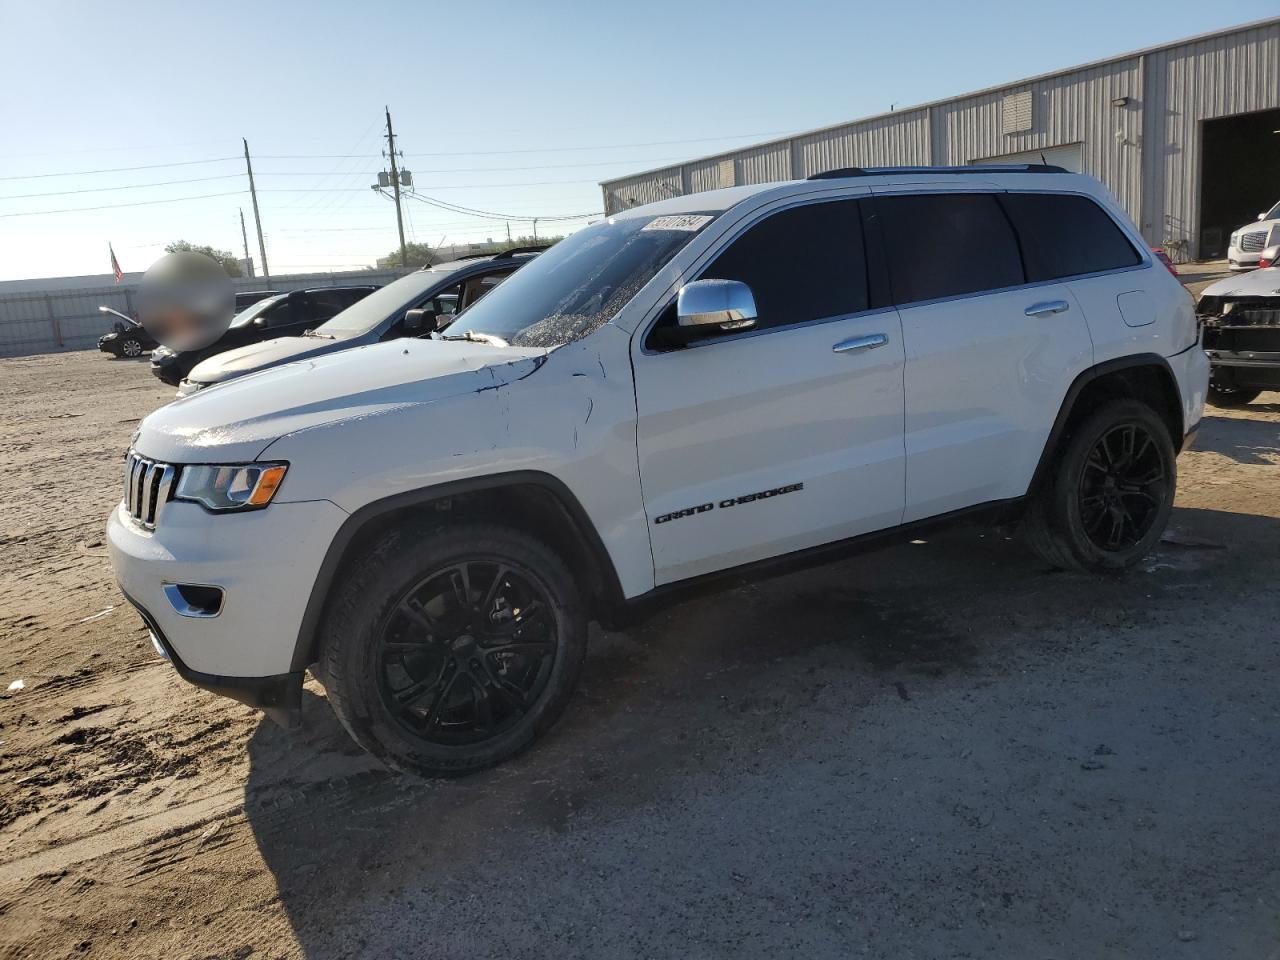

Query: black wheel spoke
[[481, 564, 510, 614], [398, 595, 436, 632], [1078, 421, 1168, 554], [377, 559, 558, 746]]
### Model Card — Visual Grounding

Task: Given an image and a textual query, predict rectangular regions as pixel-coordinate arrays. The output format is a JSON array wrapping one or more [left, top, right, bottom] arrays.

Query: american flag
[[109, 243, 123, 283]]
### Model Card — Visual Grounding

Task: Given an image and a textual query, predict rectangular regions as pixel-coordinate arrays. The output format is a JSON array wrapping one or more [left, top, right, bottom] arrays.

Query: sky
[[0, 0, 1267, 282]]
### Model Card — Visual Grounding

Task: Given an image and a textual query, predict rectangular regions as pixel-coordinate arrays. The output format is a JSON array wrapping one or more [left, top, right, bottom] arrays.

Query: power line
[[0, 173, 244, 201], [0, 156, 240, 182], [402, 191, 599, 222], [0, 190, 245, 218]]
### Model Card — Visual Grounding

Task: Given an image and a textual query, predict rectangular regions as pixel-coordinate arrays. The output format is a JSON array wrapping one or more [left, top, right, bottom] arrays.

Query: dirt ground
[[2, 290, 1279, 958]]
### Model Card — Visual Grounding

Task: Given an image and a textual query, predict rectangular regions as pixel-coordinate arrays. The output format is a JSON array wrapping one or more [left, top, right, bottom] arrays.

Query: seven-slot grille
[[1240, 231, 1269, 253], [123, 452, 177, 528]]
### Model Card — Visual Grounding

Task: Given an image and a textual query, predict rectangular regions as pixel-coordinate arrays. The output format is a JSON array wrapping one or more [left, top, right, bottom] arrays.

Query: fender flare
[[289, 470, 624, 671], [1027, 352, 1183, 495]]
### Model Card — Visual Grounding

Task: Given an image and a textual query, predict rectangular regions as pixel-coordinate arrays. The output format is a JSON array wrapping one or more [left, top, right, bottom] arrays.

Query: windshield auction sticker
[[642, 215, 714, 232]]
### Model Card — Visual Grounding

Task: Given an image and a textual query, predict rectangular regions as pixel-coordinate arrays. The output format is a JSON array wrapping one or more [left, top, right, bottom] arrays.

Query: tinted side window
[[699, 200, 868, 330], [1000, 193, 1141, 281], [262, 300, 297, 328], [876, 193, 1024, 305]]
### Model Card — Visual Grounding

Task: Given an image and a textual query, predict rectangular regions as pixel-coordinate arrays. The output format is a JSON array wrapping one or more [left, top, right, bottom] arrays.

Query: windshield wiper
[[302, 329, 336, 339], [436, 330, 509, 348]]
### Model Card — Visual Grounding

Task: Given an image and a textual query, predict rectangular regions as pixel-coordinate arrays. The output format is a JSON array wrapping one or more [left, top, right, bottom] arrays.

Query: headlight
[[174, 462, 288, 511]]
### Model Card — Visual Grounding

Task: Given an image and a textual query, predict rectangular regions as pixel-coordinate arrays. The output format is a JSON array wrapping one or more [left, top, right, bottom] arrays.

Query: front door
[[633, 197, 907, 585]]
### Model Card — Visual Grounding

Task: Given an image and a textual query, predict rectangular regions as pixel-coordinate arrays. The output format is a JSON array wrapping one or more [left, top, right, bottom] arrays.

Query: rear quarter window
[[999, 193, 1141, 281]]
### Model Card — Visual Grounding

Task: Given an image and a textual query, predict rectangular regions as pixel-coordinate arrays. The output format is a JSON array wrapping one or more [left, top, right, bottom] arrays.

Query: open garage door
[[971, 143, 1083, 172], [1199, 108, 1280, 259]]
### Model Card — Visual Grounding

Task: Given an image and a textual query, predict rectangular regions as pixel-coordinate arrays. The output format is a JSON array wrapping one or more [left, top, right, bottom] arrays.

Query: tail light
[[1258, 245, 1278, 269], [1151, 248, 1179, 277]]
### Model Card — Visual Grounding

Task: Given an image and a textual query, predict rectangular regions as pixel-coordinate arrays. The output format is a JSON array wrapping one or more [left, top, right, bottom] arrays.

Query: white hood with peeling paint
[[1199, 266, 1280, 300], [133, 338, 550, 464]]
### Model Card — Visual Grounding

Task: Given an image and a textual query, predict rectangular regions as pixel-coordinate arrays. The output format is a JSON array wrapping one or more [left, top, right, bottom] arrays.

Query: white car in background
[[1228, 199, 1280, 270]]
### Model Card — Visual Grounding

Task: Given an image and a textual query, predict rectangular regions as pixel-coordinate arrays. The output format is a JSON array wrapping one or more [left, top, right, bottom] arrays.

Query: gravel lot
[[2, 294, 1278, 958]]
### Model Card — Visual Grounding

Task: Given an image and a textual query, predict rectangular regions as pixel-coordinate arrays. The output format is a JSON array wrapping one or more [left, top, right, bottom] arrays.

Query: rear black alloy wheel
[[1077, 423, 1167, 552], [1022, 398, 1176, 572], [377, 560, 557, 746], [318, 523, 586, 776]]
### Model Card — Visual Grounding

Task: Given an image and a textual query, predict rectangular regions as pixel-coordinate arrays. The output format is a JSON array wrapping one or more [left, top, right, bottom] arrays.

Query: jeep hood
[[186, 335, 346, 385], [1199, 266, 1280, 301], [134, 338, 549, 463]]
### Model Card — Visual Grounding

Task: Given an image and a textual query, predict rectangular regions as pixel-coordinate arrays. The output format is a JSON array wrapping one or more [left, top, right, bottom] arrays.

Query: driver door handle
[[833, 333, 888, 354], [1024, 300, 1070, 318]]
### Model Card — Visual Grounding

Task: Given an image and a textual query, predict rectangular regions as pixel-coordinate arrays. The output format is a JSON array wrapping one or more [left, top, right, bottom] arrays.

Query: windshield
[[1265, 201, 1280, 221], [441, 213, 718, 348], [229, 294, 285, 328], [317, 270, 447, 337]]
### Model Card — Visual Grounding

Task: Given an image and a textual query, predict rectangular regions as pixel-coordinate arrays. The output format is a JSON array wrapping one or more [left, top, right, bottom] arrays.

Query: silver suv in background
[[1228, 199, 1280, 270]]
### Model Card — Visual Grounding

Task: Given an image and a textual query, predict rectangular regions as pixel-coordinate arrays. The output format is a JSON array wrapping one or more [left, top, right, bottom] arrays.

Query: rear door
[[872, 189, 1094, 521], [633, 195, 907, 585]]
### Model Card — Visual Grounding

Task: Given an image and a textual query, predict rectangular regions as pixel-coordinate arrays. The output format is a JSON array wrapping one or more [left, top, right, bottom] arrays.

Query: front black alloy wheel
[[120, 337, 143, 357], [377, 560, 558, 746], [1022, 399, 1176, 572], [317, 523, 586, 776]]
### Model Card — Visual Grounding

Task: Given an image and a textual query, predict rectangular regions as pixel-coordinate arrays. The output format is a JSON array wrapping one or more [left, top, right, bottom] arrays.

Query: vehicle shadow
[[1193, 413, 1280, 464], [241, 501, 1280, 959]]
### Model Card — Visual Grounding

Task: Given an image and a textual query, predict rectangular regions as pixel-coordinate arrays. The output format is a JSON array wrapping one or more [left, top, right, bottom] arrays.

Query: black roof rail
[[807, 163, 1068, 180]]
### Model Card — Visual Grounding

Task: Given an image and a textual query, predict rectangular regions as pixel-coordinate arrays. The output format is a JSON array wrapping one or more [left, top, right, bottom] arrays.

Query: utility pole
[[238, 208, 251, 274], [506, 222, 512, 243], [384, 106, 408, 268], [242, 139, 270, 282], [532, 218, 538, 241]]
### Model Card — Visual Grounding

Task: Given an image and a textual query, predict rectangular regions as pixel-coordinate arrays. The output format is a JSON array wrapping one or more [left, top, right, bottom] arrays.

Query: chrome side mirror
[[677, 279, 757, 333]]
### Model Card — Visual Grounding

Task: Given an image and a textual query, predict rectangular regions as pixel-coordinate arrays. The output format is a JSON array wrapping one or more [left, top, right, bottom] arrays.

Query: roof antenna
[[1040, 152, 1049, 165]]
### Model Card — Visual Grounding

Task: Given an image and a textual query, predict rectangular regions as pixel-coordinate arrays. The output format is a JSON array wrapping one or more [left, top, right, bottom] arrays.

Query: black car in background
[[150, 285, 378, 386], [97, 306, 156, 358], [97, 292, 277, 359], [235, 290, 280, 311]]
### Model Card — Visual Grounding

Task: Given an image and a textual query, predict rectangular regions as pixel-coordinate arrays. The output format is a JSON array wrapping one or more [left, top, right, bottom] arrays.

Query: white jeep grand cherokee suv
[[109, 165, 1208, 776]]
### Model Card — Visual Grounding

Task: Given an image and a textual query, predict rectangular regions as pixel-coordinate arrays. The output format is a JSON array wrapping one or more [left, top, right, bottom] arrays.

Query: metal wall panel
[[1143, 21, 1280, 256], [932, 58, 1144, 225], [792, 110, 930, 177], [599, 18, 1280, 258], [603, 169, 683, 214], [735, 142, 792, 184]]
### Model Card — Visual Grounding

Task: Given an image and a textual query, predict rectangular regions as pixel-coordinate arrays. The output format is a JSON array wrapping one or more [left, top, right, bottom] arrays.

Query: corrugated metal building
[[600, 17, 1280, 260]]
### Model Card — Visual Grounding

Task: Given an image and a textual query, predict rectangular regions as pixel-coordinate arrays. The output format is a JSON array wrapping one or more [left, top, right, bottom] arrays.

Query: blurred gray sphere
[[137, 252, 235, 352]]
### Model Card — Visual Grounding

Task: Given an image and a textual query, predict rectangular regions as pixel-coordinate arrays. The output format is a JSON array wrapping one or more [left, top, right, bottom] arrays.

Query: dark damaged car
[[1198, 246, 1280, 406]]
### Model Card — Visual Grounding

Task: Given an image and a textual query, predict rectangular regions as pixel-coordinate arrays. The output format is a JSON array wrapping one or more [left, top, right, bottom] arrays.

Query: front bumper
[[1228, 244, 1261, 270], [108, 496, 349, 687], [125, 590, 302, 711]]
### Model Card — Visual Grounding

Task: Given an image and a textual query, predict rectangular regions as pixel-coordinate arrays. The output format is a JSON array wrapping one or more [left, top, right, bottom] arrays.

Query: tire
[[1022, 399, 1176, 573], [316, 522, 587, 776], [120, 338, 143, 357]]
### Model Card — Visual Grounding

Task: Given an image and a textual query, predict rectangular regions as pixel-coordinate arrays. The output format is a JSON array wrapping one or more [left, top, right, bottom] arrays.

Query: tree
[[378, 242, 437, 270], [165, 240, 242, 277]]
